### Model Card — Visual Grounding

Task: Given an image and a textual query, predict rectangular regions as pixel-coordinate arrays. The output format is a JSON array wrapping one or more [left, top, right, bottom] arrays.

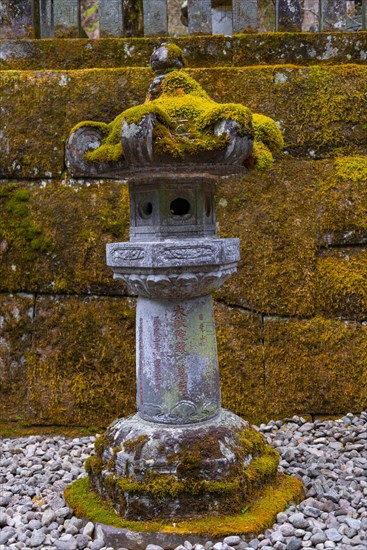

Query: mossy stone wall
[[1, 35, 367, 427], [1, 64, 367, 179]]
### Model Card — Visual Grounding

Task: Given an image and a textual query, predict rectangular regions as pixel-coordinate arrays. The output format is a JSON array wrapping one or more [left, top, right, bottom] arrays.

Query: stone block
[[264, 316, 367, 419], [26, 295, 136, 426], [271, 65, 367, 157], [187, 0, 212, 34], [0, 70, 68, 178], [277, 0, 302, 31], [99, 0, 124, 37], [0, 0, 34, 38], [212, 2, 233, 35], [0, 180, 130, 295], [317, 157, 367, 247], [0, 293, 34, 420], [316, 247, 367, 321], [215, 159, 318, 318], [142, 0, 168, 36], [215, 303, 265, 424], [233, 0, 258, 33]]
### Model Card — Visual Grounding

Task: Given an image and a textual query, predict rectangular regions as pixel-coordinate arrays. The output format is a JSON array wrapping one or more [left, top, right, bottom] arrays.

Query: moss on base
[[65, 474, 303, 537]]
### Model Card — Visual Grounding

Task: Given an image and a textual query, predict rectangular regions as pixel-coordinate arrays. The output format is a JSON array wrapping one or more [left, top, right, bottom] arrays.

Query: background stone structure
[[0, 33, 367, 428]]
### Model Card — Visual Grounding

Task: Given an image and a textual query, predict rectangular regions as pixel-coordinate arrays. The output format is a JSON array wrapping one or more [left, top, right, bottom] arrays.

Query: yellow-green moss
[[65, 474, 303, 537], [334, 156, 367, 182], [123, 435, 149, 453], [116, 474, 241, 500], [264, 316, 367, 419], [316, 249, 367, 319], [70, 69, 281, 167]]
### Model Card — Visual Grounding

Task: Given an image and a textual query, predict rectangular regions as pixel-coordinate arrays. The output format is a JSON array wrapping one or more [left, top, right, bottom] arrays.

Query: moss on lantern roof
[[70, 45, 283, 170]]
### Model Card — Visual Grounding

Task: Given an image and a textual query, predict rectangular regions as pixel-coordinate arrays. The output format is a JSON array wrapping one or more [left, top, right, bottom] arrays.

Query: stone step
[[0, 32, 367, 71]]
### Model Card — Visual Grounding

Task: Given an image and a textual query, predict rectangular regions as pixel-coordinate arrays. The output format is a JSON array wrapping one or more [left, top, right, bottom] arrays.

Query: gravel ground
[[1, 412, 367, 550]]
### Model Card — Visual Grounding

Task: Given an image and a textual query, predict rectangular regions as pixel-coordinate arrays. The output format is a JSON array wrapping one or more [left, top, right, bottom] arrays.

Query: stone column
[[187, 0, 212, 34], [0, 0, 34, 38], [321, 0, 347, 30], [143, 0, 168, 36], [277, 0, 302, 31], [99, 0, 124, 36], [136, 295, 221, 424], [233, 0, 258, 33]]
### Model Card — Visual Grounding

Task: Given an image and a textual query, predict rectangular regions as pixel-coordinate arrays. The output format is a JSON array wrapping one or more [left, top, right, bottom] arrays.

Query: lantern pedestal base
[[86, 409, 281, 521]]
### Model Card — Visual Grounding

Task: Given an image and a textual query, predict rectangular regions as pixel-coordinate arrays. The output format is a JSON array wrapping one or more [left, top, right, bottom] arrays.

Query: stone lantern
[[66, 44, 302, 527]]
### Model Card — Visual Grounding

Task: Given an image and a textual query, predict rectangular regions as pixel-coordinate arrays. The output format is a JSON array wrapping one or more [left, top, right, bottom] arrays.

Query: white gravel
[[1, 412, 367, 550]]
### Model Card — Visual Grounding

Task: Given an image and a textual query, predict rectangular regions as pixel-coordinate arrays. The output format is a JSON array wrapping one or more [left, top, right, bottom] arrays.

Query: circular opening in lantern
[[139, 201, 153, 218], [170, 198, 190, 216]]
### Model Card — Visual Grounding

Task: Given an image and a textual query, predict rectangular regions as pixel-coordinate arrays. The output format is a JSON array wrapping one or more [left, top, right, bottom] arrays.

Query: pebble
[[1, 412, 367, 549]]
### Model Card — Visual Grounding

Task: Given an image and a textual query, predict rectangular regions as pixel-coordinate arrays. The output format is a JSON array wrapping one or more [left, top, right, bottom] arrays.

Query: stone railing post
[[99, 0, 124, 37], [232, 0, 258, 33], [320, 0, 347, 30], [142, 0, 168, 35], [276, 0, 302, 31], [187, 0, 212, 34], [37, 0, 81, 38]]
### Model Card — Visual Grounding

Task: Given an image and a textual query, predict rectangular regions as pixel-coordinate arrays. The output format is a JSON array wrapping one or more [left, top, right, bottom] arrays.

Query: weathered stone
[[301, 0, 320, 31], [0, 0, 34, 38], [0, 293, 34, 421], [187, 0, 212, 34], [90, 410, 278, 519], [233, 0, 258, 33], [212, 1, 233, 35], [321, 0, 347, 30], [54, 0, 80, 37], [142, 0, 168, 36], [99, 0, 124, 37], [277, 0, 302, 31]]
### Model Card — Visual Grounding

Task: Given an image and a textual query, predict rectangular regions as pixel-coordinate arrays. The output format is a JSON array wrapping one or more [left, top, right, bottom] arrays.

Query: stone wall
[[1, 33, 367, 427]]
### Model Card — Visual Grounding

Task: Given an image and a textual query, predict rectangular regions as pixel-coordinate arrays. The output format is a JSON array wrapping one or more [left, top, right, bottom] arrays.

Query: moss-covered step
[[26, 295, 136, 426], [1, 33, 367, 71], [1, 65, 367, 178], [64, 474, 303, 542], [264, 316, 367, 419]]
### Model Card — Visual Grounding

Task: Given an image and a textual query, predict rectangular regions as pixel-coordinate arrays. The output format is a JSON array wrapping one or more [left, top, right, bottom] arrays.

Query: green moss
[[85, 456, 104, 475], [65, 474, 303, 537], [94, 435, 106, 457]]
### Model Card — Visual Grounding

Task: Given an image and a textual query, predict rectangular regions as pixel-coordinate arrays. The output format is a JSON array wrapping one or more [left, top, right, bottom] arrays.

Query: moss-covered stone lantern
[[65, 44, 302, 538]]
